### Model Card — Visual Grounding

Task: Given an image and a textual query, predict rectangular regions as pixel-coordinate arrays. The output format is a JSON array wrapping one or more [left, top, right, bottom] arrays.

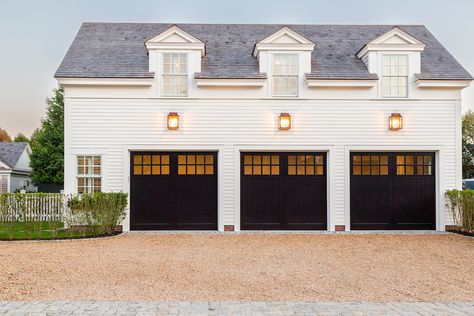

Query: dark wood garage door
[[130, 152, 217, 230], [241, 152, 327, 230], [350, 152, 435, 230]]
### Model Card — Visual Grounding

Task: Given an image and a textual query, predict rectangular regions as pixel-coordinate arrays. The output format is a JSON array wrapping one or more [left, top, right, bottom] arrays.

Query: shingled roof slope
[[0, 142, 28, 169], [55, 23, 472, 81]]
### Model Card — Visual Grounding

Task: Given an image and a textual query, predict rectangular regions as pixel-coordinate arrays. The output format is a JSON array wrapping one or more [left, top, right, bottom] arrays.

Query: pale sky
[[1, 0, 473, 137]]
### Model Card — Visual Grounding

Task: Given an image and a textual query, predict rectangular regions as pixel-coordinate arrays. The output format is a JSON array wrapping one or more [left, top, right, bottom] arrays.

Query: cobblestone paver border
[[0, 301, 473, 315]]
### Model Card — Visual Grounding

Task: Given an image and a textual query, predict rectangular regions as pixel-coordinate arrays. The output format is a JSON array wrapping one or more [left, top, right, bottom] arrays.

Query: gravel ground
[[0, 233, 472, 302]]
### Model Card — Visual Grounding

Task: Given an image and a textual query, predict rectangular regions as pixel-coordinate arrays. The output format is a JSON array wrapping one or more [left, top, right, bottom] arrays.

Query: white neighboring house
[[55, 23, 472, 232], [0, 142, 36, 193]]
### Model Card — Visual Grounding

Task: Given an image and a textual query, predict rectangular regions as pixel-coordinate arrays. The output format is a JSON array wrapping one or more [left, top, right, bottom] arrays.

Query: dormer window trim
[[356, 27, 425, 59], [145, 26, 205, 57], [253, 26, 315, 58]]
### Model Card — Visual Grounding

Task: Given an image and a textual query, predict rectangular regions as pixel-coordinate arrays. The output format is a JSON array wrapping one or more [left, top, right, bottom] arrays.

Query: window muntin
[[77, 156, 101, 193], [133, 154, 170, 176], [396, 155, 432, 176], [288, 155, 324, 176], [273, 54, 298, 97], [243, 155, 280, 175], [352, 155, 389, 176], [382, 55, 408, 98], [178, 154, 214, 175], [162, 53, 188, 97]]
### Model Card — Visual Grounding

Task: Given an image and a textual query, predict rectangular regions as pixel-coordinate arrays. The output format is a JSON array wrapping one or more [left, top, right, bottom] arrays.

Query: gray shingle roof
[[55, 23, 472, 81], [0, 142, 28, 169]]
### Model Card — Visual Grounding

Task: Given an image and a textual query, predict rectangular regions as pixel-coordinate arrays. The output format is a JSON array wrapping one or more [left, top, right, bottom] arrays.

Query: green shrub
[[69, 192, 127, 236], [445, 189, 474, 232]]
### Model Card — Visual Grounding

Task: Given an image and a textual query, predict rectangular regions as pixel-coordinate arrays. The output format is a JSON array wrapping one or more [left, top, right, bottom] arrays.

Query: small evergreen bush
[[445, 189, 474, 232]]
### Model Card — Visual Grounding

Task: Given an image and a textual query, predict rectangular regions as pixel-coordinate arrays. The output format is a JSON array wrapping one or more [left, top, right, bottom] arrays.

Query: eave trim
[[56, 77, 154, 86]]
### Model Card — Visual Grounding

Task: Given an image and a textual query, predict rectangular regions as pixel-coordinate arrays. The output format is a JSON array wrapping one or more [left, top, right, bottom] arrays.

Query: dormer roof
[[357, 27, 426, 58], [55, 23, 473, 81], [145, 25, 206, 56], [252, 26, 315, 57]]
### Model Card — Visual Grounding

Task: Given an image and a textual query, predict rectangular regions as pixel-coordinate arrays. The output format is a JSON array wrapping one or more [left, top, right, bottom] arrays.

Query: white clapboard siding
[[64, 97, 460, 230]]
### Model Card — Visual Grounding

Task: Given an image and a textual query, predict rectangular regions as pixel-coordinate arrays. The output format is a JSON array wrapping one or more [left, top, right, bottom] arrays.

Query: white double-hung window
[[162, 53, 188, 96], [382, 55, 408, 97], [273, 54, 298, 97], [77, 156, 101, 193]]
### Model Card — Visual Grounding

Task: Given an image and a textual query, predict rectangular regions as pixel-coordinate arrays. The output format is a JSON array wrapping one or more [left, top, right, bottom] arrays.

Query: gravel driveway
[[0, 233, 472, 301]]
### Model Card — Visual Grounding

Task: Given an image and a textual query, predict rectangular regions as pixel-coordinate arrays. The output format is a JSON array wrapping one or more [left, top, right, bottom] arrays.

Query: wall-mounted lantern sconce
[[279, 113, 291, 130], [389, 113, 402, 131], [167, 112, 179, 130]]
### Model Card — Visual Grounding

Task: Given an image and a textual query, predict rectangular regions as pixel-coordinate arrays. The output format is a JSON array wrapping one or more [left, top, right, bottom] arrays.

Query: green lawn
[[0, 221, 97, 240]]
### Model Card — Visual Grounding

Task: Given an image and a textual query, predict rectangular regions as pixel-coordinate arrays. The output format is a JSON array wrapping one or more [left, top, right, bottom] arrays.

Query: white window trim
[[381, 54, 409, 98], [76, 155, 102, 194], [272, 53, 299, 97], [161, 52, 189, 97]]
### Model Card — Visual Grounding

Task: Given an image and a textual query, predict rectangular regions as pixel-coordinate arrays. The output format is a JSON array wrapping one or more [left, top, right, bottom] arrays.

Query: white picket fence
[[0, 194, 66, 222]]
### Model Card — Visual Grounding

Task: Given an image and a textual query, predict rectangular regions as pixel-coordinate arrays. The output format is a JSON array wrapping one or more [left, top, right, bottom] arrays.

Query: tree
[[0, 128, 12, 142], [462, 111, 474, 178], [29, 128, 40, 147], [13, 133, 29, 143], [30, 87, 64, 184]]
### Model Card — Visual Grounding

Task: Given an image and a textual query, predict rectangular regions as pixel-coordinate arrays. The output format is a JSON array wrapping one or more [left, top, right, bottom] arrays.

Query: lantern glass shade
[[279, 113, 291, 130], [389, 113, 402, 130], [167, 112, 179, 130]]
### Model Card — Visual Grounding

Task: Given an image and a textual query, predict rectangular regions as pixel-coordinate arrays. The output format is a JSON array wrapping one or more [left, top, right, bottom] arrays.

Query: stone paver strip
[[0, 301, 473, 315]]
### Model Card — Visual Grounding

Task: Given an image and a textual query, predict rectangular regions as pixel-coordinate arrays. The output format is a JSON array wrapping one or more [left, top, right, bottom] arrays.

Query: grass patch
[[0, 221, 101, 240]]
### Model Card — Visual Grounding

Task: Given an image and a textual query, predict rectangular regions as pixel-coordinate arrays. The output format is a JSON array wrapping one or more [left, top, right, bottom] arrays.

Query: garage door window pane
[[288, 154, 324, 176], [362, 166, 370, 175], [134, 166, 142, 175], [353, 165, 361, 175], [243, 155, 280, 175], [143, 165, 151, 175], [262, 166, 271, 175], [133, 154, 170, 176], [371, 166, 379, 175], [179, 154, 215, 175], [396, 154, 432, 176]]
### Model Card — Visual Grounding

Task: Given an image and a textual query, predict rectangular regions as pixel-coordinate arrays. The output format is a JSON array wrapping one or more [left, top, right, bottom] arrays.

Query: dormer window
[[144, 26, 205, 97], [162, 53, 188, 97], [382, 55, 408, 98], [356, 27, 425, 99], [273, 54, 298, 97], [253, 27, 315, 97]]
